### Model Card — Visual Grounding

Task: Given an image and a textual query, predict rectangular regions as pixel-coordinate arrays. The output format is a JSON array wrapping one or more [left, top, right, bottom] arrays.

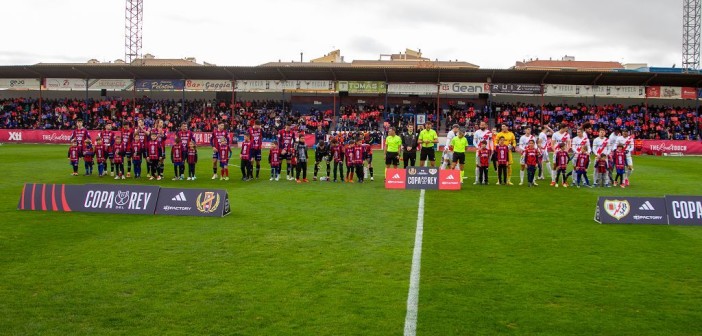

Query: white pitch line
[[404, 189, 425, 336]]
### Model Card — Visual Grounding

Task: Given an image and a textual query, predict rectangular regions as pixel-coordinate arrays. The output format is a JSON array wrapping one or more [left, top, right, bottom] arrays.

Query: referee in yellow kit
[[418, 121, 439, 167]]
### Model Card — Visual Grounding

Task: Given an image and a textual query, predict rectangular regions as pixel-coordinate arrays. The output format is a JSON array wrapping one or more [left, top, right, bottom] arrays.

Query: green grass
[[0, 144, 701, 335]]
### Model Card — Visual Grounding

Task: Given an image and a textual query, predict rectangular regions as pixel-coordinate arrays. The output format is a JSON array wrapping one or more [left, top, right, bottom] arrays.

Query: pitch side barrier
[[17, 183, 230, 217], [595, 196, 702, 225]]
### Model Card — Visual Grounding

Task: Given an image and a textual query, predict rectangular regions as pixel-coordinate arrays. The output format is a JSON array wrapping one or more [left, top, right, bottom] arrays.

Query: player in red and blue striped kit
[[278, 123, 296, 180], [353, 138, 365, 183], [120, 122, 134, 177], [100, 124, 115, 176], [68, 140, 80, 176], [112, 137, 126, 180], [83, 139, 95, 176], [95, 138, 107, 177], [240, 134, 253, 181], [130, 133, 144, 178], [248, 121, 264, 179], [211, 122, 229, 180], [574, 146, 591, 188]]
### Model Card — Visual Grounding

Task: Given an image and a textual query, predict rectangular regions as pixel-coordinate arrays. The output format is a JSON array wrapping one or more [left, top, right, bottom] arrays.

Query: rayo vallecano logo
[[196, 192, 220, 213], [604, 199, 630, 220]]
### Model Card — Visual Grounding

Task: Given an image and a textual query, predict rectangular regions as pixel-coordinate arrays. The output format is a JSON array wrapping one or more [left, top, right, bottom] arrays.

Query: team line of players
[[66, 119, 379, 183], [438, 121, 635, 188]]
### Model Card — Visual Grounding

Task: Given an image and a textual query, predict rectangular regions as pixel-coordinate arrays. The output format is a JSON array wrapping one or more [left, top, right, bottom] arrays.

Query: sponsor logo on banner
[[155, 188, 230, 217], [185, 80, 233, 91], [89, 79, 133, 90], [665, 196, 702, 226], [235, 80, 334, 92], [490, 84, 542, 95], [646, 86, 695, 99], [44, 78, 88, 90], [0, 78, 41, 89], [135, 79, 185, 90], [640, 140, 702, 155], [439, 170, 461, 190], [387, 83, 438, 95], [681, 87, 697, 99], [545, 85, 644, 98], [439, 82, 490, 95], [8, 132, 22, 141], [604, 199, 631, 220], [337, 81, 386, 94], [384, 169, 407, 189], [405, 167, 439, 190], [595, 197, 668, 225]]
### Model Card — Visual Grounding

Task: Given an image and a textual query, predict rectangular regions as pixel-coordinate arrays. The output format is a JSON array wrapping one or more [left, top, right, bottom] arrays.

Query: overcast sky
[[0, 0, 683, 68]]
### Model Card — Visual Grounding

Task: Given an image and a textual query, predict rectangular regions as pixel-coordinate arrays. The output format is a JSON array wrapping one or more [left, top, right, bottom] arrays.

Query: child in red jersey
[[495, 137, 510, 185], [146, 133, 162, 181], [330, 139, 344, 182], [171, 136, 185, 180], [353, 138, 365, 183], [68, 140, 80, 176], [186, 141, 198, 180], [83, 139, 95, 176], [612, 143, 627, 188], [523, 140, 540, 187], [268, 142, 281, 181], [240, 134, 253, 181], [553, 143, 570, 188], [218, 138, 232, 181], [476, 141, 491, 185], [594, 153, 610, 187], [574, 146, 591, 188], [95, 138, 107, 177], [130, 133, 144, 178], [112, 137, 126, 180]]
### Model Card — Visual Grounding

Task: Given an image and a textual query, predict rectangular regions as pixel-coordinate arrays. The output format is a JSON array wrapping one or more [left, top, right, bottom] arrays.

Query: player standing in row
[[177, 122, 195, 152], [418, 121, 438, 167], [120, 122, 134, 177], [131, 133, 143, 178], [591, 128, 611, 186], [240, 134, 253, 181], [135, 119, 150, 176], [553, 143, 570, 187], [99, 124, 115, 177], [518, 127, 536, 186], [186, 141, 198, 180], [248, 121, 264, 179], [441, 124, 459, 170], [218, 138, 232, 181], [353, 138, 365, 183], [331, 139, 345, 182], [574, 146, 591, 188], [344, 142, 355, 183], [495, 137, 510, 185], [495, 124, 516, 185], [537, 125, 553, 180], [617, 128, 635, 186], [401, 125, 419, 168], [112, 137, 126, 180], [295, 135, 310, 183], [550, 123, 571, 186], [278, 123, 297, 180], [211, 122, 230, 180], [314, 140, 331, 181], [154, 120, 169, 179], [69, 120, 91, 161], [362, 140, 374, 181], [473, 121, 492, 184], [612, 143, 628, 188], [171, 136, 185, 180]]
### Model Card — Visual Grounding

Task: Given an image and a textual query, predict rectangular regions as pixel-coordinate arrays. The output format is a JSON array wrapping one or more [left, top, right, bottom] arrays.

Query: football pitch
[[1, 144, 701, 335]]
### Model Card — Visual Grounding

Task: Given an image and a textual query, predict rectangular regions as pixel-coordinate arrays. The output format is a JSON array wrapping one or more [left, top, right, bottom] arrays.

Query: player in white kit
[[591, 128, 611, 186], [617, 128, 635, 186], [537, 125, 553, 179], [441, 124, 459, 170], [472, 122, 492, 184], [550, 123, 571, 186]]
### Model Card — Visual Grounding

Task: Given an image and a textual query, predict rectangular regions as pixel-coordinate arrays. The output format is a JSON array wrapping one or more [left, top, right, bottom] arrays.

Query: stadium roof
[[1, 64, 702, 87]]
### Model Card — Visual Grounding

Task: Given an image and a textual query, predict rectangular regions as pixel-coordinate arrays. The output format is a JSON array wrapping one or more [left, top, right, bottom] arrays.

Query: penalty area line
[[404, 188, 425, 336]]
